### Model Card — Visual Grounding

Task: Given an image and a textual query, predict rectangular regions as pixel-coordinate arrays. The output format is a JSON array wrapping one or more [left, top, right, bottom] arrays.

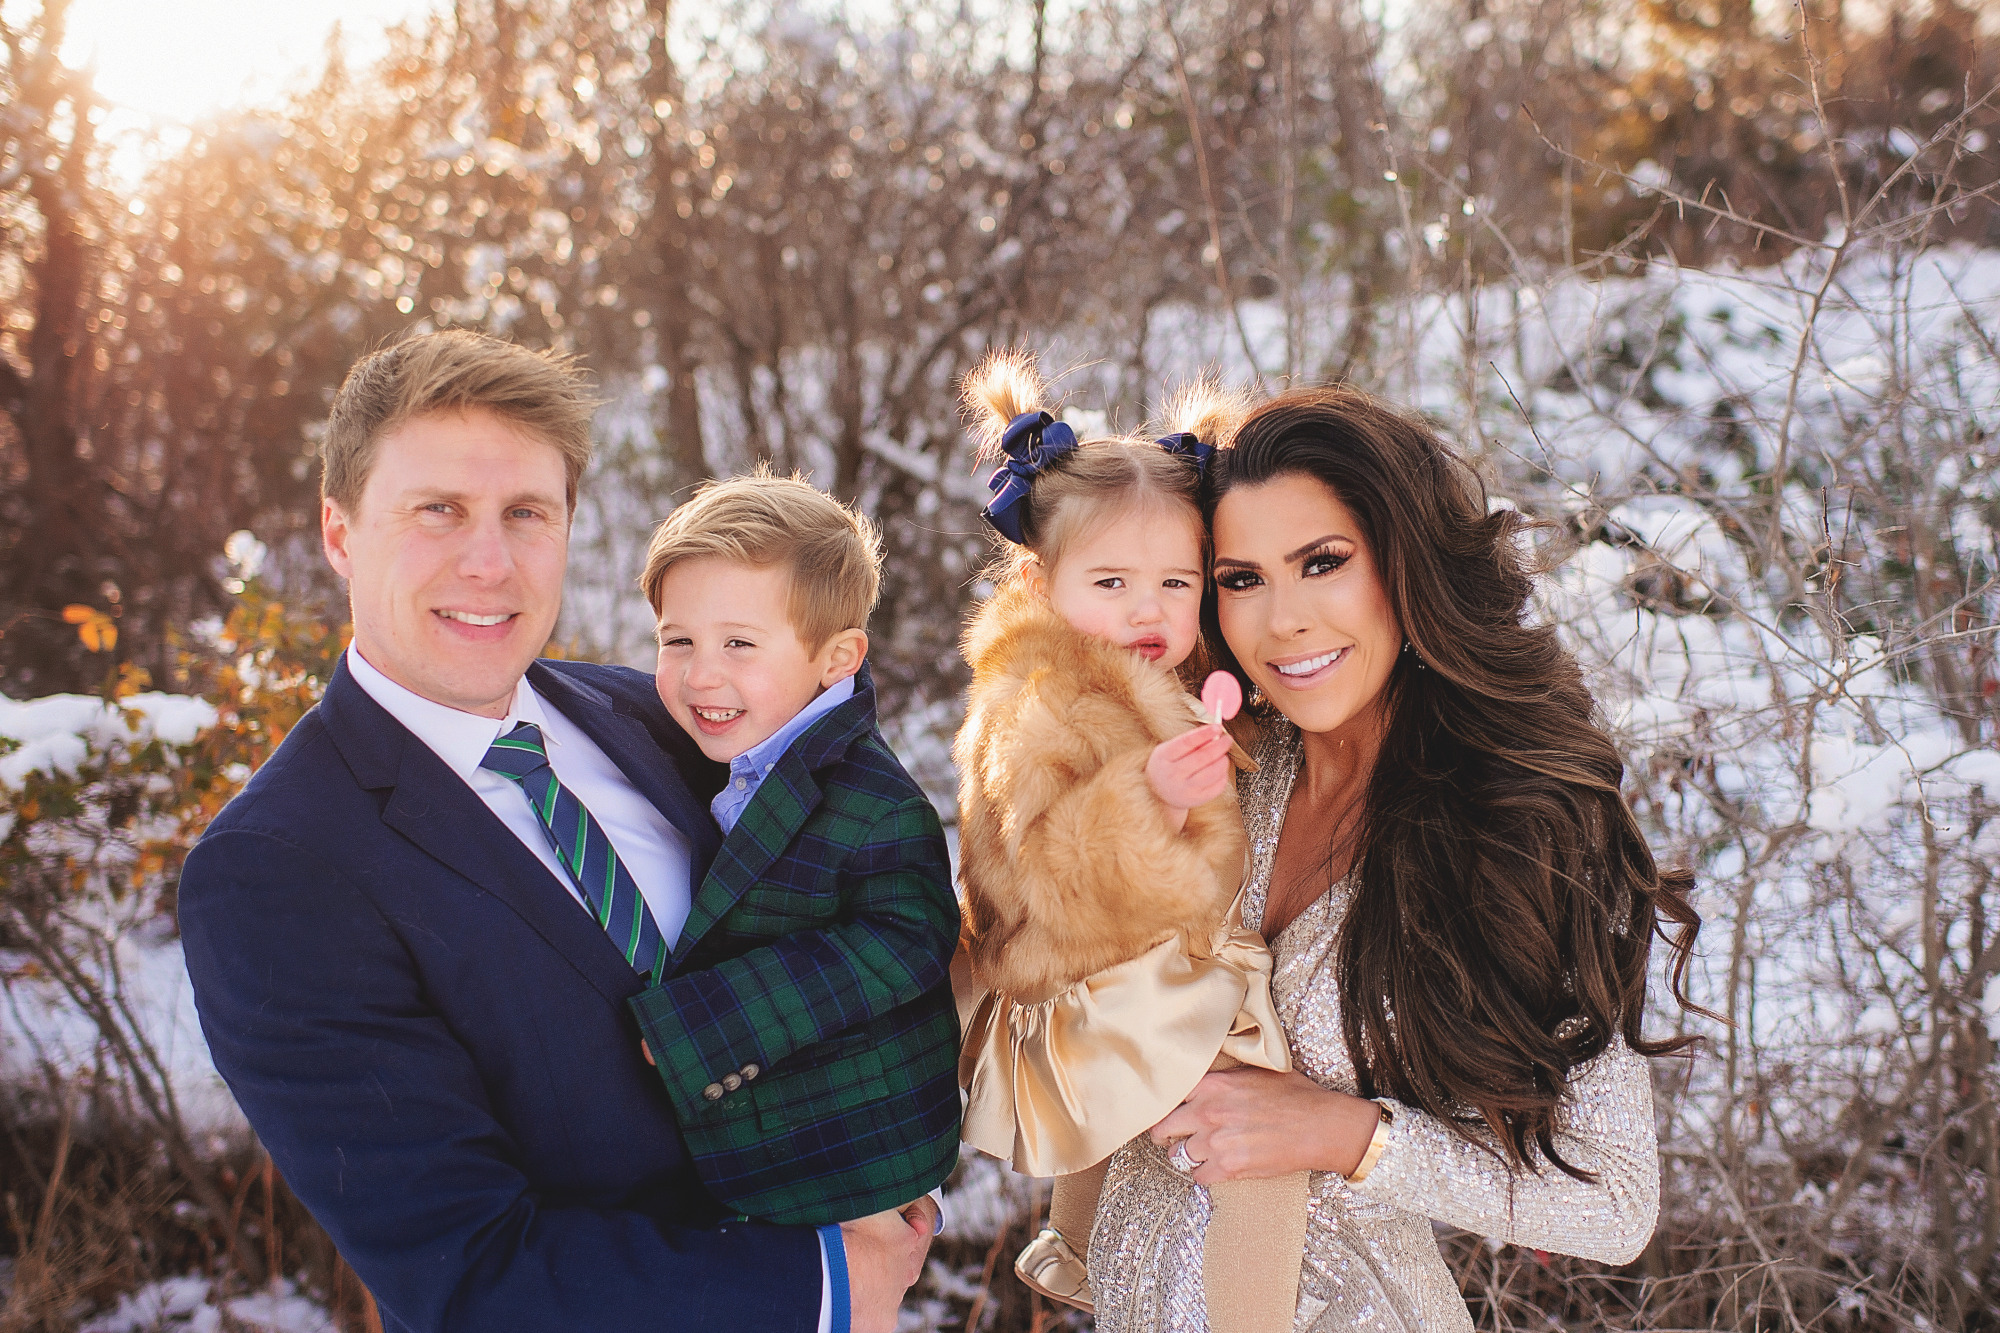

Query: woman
[[1087, 388, 1703, 1332]]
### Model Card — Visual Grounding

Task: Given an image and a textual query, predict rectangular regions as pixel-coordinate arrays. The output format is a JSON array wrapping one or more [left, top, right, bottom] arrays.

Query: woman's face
[[1211, 473, 1401, 741]]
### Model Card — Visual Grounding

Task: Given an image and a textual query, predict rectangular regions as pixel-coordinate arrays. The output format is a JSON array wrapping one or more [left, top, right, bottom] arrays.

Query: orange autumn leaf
[[62, 604, 118, 652]]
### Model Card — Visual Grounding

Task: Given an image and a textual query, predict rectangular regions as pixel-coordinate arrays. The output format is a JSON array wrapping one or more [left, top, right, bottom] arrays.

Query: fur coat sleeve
[[953, 583, 1249, 1001]]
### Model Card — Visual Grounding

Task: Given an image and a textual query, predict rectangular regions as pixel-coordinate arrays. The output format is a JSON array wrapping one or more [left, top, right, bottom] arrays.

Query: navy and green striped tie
[[480, 722, 667, 984]]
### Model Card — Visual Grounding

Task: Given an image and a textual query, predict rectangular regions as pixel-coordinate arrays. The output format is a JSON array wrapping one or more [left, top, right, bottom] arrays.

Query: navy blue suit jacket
[[179, 657, 824, 1332]]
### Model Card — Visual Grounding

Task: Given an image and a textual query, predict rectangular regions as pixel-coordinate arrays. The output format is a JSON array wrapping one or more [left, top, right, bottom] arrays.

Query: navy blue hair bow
[[981, 410, 1079, 544], [1156, 431, 1215, 474]]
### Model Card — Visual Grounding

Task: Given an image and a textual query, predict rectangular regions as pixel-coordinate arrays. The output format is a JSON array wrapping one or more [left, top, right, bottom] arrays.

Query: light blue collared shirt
[[709, 675, 856, 834]]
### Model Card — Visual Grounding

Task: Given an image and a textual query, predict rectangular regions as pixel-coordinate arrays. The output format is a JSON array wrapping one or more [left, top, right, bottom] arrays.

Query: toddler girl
[[953, 352, 1305, 1332]]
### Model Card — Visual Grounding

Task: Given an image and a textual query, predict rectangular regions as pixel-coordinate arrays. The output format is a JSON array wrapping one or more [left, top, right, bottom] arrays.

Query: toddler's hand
[[1147, 725, 1234, 824]]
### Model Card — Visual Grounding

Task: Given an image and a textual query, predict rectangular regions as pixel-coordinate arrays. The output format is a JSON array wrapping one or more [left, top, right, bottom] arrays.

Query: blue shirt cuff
[[817, 1224, 849, 1333]]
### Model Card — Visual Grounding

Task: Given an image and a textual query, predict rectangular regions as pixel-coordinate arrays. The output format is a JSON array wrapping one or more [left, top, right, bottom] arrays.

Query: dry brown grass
[[0, 1088, 378, 1333]]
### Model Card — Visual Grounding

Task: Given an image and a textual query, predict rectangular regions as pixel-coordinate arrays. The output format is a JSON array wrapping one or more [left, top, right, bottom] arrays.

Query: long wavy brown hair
[[1201, 387, 1704, 1178]]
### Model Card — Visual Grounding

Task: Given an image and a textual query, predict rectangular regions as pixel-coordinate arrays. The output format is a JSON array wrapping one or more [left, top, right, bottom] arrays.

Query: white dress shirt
[[343, 646, 842, 1332], [346, 645, 694, 948]]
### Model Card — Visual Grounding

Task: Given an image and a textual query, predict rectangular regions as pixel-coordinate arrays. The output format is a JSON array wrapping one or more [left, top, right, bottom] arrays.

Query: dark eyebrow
[[1213, 536, 1351, 573], [1285, 534, 1349, 562]]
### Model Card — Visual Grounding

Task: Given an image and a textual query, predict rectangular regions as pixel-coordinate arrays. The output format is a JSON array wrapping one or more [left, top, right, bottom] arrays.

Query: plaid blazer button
[[740, 1063, 760, 1080], [702, 1082, 725, 1101], [722, 1072, 744, 1093]]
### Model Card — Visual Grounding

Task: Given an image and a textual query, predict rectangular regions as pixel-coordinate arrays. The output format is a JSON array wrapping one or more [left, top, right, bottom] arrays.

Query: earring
[[1404, 639, 1425, 670]]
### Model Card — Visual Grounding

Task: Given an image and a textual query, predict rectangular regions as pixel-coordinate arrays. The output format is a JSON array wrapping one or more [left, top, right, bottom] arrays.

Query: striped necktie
[[480, 722, 667, 984]]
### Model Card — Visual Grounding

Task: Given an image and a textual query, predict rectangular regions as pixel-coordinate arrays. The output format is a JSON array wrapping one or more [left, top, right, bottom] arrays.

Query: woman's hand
[[1146, 725, 1235, 830], [1148, 1067, 1384, 1185]]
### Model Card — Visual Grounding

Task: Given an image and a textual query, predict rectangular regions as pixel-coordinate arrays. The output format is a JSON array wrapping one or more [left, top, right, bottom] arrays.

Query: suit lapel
[[380, 746, 645, 1004], [320, 666, 643, 1006], [668, 665, 879, 969], [530, 662, 724, 878], [671, 748, 822, 968]]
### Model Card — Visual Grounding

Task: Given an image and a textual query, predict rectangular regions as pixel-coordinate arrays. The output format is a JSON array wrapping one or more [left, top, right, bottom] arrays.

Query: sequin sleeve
[[1346, 1037, 1660, 1264]]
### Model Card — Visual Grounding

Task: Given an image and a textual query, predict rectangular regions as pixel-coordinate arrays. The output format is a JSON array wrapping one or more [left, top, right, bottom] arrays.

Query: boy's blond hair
[[323, 330, 598, 513], [641, 469, 883, 650]]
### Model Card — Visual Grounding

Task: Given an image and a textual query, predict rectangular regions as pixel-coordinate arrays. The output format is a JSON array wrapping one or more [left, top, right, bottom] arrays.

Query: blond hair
[[322, 331, 598, 513], [640, 468, 883, 650], [961, 350, 1247, 579]]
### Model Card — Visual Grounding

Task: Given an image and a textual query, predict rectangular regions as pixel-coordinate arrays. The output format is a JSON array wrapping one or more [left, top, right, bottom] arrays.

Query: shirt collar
[[345, 644, 552, 782], [728, 674, 856, 782]]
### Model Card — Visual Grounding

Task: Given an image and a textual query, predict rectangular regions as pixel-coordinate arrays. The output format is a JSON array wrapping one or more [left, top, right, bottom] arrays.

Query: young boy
[[627, 470, 962, 1234]]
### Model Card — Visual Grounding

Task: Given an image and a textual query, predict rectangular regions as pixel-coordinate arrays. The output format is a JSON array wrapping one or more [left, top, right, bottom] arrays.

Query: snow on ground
[[0, 911, 244, 1139], [79, 1276, 334, 1333]]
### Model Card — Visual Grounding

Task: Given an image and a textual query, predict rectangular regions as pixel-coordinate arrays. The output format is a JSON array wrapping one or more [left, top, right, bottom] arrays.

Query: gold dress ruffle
[[959, 893, 1290, 1178]]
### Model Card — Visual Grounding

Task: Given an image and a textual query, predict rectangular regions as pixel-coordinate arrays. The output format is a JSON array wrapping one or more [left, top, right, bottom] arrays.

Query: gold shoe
[[1014, 1226, 1094, 1313]]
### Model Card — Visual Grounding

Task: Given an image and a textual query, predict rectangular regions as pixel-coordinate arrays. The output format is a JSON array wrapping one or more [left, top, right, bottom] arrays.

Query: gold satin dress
[[959, 892, 1291, 1179], [1087, 723, 1665, 1333]]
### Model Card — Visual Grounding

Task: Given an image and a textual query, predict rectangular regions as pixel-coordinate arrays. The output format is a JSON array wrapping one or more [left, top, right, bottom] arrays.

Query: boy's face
[[653, 557, 865, 763]]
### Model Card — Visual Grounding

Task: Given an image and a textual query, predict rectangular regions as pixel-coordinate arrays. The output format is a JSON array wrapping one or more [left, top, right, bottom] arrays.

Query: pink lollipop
[[1200, 670, 1243, 724]]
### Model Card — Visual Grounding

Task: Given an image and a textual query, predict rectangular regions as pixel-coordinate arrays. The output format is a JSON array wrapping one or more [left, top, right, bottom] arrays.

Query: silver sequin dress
[[1088, 722, 1661, 1333]]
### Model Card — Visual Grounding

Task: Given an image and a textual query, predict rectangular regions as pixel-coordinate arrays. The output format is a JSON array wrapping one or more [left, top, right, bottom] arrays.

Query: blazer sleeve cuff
[[628, 968, 777, 1122]]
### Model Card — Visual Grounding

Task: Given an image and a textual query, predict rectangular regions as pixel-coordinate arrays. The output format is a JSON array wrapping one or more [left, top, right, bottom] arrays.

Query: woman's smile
[[1212, 474, 1400, 745], [1268, 646, 1350, 683]]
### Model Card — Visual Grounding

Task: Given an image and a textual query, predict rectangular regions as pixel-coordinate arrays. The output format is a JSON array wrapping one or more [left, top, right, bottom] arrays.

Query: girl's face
[[1211, 473, 1401, 741], [1033, 501, 1205, 671]]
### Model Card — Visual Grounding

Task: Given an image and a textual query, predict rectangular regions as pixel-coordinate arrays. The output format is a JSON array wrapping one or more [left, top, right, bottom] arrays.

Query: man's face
[[323, 407, 570, 718]]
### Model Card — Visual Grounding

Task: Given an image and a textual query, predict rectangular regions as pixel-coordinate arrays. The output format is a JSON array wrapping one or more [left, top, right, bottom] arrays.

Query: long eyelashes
[[1213, 547, 1351, 591], [1301, 546, 1352, 577]]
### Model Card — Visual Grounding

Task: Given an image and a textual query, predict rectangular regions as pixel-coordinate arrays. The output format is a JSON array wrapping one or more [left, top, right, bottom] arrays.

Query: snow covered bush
[[1460, 243, 2000, 1327], [0, 593, 355, 1330]]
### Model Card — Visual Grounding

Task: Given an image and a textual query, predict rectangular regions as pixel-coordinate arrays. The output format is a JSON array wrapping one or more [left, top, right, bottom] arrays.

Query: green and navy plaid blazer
[[628, 665, 962, 1226]]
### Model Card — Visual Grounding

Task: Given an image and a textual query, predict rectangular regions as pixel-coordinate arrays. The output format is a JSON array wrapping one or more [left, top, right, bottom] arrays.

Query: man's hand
[[840, 1197, 937, 1333], [1146, 725, 1234, 830]]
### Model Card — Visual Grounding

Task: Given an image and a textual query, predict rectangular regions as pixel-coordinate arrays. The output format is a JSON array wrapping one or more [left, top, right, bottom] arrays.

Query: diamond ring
[[1168, 1139, 1203, 1174]]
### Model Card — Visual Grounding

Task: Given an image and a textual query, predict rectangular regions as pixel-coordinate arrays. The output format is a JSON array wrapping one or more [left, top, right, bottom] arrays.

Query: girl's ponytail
[[1154, 376, 1251, 453], [960, 348, 1223, 579], [962, 350, 1052, 462]]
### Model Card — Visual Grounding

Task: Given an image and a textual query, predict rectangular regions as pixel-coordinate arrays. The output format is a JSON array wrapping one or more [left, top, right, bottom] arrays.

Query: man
[[179, 331, 935, 1332]]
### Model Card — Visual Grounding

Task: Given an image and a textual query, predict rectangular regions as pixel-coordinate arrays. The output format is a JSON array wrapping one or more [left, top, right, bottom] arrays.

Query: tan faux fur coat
[[954, 582, 1250, 1002]]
